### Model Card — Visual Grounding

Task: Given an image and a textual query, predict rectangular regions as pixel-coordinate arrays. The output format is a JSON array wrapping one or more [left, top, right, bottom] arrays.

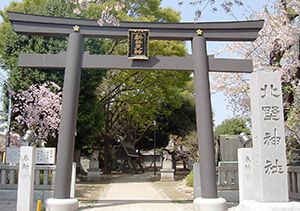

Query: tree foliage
[[0, 0, 106, 148], [207, 0, 300, 158], [0, 0, 195, 174], [85, 0, 191, 173], [211, 1, 299, 114], [215, 118, 250, 136]]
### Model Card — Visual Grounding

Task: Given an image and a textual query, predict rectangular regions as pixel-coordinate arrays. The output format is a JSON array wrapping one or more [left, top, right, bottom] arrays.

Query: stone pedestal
[[160, 159, 174, 181], [235, 200, 300, 211], [45, 198, 78, 211], [87, 160, 102, 181], [160, 168, 175, 181], [194, 197, 226, 211]]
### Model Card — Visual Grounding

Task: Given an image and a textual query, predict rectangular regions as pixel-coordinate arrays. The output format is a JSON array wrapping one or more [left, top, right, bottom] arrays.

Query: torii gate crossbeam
[[8, 11, 263, 211]]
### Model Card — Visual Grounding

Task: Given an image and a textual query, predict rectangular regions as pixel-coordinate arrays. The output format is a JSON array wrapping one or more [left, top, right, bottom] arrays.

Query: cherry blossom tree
[[178, 0, 244, 20], [71, 0, 125, 25], [13, 82, 62, 144], [71, 0, 244, 24], [210, 0, 299, 115], [209, 0, 300, 160], [8, 132, 21, 146]]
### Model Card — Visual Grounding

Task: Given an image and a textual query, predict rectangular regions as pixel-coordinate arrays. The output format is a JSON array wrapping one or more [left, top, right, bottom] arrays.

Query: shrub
[[185, 170, 194, 187]]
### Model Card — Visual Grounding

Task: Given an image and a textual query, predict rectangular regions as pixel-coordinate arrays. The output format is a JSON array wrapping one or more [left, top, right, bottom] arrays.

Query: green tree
[[0, 0, 106, 173], [215, 117, 250, 136], [76, 0, 191, 173], [1, 0, 194, 174]]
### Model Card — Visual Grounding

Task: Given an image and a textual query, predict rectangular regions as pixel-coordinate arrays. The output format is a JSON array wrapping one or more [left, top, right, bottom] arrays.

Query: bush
[[185, 170, 194, 187]]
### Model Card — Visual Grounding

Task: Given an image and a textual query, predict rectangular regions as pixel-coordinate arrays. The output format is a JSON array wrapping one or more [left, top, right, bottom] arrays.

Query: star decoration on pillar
[[196, 29, 203, 36], [73, 25, 80, 32]]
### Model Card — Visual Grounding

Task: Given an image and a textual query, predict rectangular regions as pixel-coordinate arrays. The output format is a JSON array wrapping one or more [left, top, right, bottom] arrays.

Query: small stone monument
[[87, 151, 102, 181], [160, 152, 174, 181], [238, 148, 254, 201], [17, 146, 36, 211], [236, 72, 300, 210], [219, 135, 240, 161]]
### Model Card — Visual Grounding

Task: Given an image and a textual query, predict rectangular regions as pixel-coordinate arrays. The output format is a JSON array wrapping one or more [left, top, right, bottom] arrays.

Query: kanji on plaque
[[128, 29, 149, 60], [260, 84, 280, 98], [245, 156, 252, 169], [264, 159, 284, 175], [262, 106, 280, 121], [263, 128, 281, 149]]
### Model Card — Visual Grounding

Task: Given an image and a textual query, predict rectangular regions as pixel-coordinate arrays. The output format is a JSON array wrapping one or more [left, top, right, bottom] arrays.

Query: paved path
[[79, 174, 193, 211]]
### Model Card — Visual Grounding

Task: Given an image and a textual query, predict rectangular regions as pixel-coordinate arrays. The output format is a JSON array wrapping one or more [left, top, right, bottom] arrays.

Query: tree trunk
[[172, 153, 176, 172], [73, 149, 86, 175], [102, 136, 111, 174]]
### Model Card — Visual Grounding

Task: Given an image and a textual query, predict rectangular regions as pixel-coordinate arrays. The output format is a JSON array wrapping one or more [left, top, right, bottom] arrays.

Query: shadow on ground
[[79, 199, 192, 210]]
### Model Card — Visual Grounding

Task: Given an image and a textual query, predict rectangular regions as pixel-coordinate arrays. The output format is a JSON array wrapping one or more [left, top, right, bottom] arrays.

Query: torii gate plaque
[[8, 12, 263, 211]]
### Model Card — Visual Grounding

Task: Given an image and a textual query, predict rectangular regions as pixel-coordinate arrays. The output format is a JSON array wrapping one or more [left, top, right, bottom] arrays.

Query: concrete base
[[193, 197, 226, 211], [160, 169, 174, 181], [234, 200, 300, 211], [87, 169, 102, 181], [45, 198, 78, 211], [218, 190, 239, 203], [0, 189, 53, 201]]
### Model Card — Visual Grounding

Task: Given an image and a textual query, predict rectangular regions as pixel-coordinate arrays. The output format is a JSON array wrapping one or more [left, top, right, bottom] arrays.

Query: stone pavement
[[0, 200, 16, 211], [79, 174, 193, 211], [0, 173, 241, 211]]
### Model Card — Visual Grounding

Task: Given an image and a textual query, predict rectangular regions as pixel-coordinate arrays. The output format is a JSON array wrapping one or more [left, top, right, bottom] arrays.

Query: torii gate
[[8, 12, 263, 211]]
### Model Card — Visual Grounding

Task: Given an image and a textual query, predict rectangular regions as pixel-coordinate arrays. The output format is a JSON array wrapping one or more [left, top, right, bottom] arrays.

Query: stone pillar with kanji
[[250, 71, 288, 202]]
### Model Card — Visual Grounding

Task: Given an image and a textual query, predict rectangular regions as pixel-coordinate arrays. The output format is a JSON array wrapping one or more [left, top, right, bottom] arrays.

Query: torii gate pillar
[[46, 32, 83, 210], [192, 36, 226, 210]]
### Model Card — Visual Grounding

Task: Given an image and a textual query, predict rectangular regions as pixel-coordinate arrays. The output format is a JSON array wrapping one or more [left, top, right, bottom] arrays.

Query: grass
[[185, 170, 194, 187]]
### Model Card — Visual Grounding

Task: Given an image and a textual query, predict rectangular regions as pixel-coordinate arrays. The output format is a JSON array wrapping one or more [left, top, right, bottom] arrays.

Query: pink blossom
[[71, 1, 124, 26], [13, 82, 62, 143], [211, 0, 299, 115]]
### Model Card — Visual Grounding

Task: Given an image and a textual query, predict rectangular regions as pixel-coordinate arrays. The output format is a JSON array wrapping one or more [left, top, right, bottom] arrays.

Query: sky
[[0, 0, 272, 125]]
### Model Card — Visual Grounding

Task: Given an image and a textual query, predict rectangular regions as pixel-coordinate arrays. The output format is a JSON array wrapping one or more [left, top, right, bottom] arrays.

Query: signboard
[[6, 146, 20, 164], [6, 147, 56, 164], [36, 147, 56, 164], [128, 29, 149, 60]]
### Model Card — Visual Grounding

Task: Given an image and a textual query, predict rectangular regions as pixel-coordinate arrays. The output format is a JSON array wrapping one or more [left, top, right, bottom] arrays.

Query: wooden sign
[[128, 29, 149, 60]]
